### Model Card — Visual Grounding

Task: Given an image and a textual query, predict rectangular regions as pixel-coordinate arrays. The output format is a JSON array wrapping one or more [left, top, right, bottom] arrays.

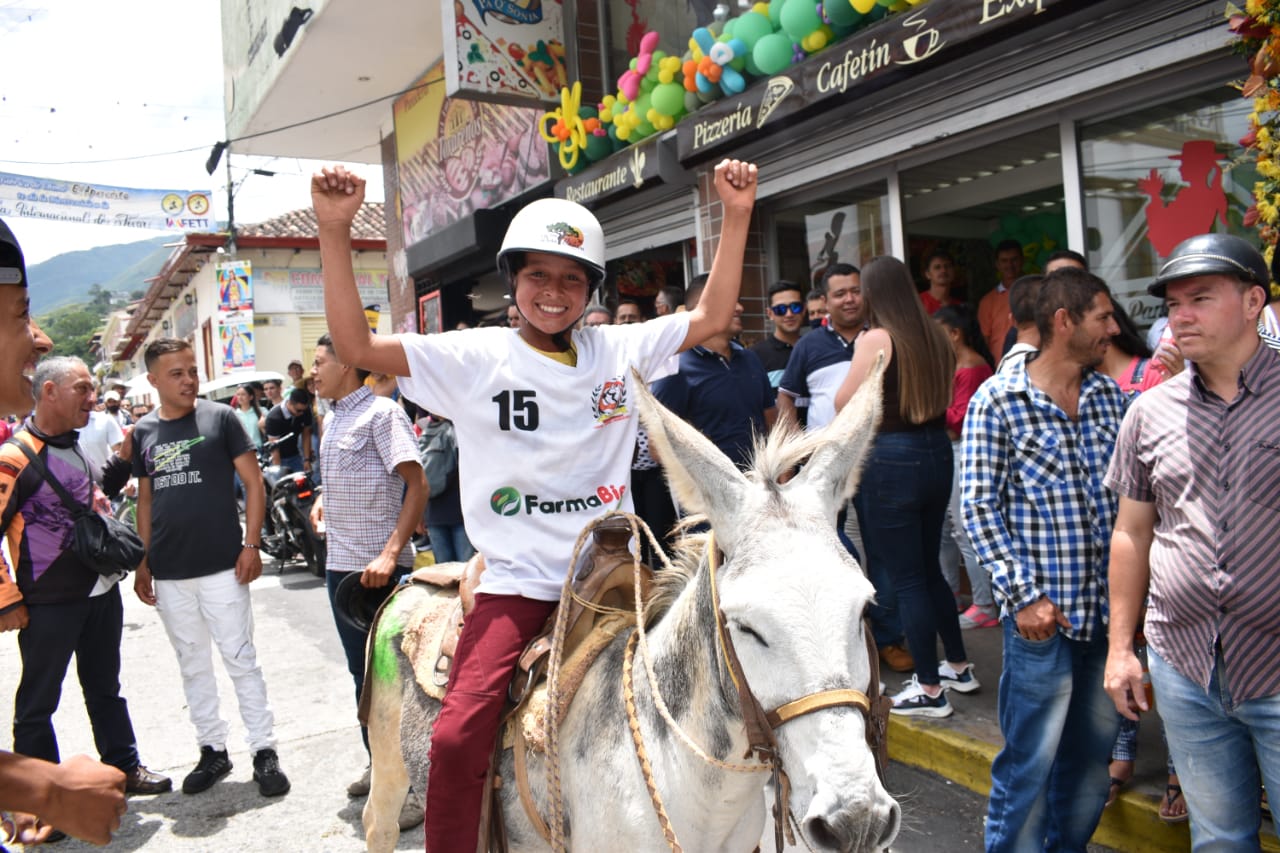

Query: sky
[[0, 0, 384, 265]]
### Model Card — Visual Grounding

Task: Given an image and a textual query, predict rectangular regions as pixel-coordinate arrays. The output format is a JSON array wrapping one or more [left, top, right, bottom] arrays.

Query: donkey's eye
[[734, 622, 769, 648]]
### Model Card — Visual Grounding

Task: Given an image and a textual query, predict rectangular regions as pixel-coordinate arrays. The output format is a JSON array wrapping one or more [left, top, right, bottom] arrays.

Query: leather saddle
[[407, 515, 655, 707]]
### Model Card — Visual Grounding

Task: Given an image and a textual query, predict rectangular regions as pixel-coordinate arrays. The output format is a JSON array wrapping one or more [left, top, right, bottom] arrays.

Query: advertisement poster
[[250, 268, 388, 314], [394, 63, 549, 245], [442, 0, 568, 106], [0, 170, 211, 231], [218, 309, 255, 371], [216, 259, 253, 311]]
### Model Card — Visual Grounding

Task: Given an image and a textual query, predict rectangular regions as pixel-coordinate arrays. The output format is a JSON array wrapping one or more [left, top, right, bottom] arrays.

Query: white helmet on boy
[[497, 198, 606, 285]]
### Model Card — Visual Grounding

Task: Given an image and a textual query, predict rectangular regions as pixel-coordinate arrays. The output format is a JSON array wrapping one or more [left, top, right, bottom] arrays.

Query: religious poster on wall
[[442, 0, 568, 106], [216, 259, 253, 311], [394, 63, 550, 246], [218, 309, 255, 371]]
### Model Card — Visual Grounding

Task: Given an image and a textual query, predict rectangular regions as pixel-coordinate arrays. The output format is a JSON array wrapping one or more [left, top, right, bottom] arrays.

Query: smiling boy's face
[[512, 251, 590, 349]]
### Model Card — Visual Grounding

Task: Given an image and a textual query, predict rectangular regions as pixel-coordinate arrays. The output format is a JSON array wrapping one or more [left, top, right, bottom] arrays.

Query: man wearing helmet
[[313, 160, 757, 851], [1104, 233, 1280, 848]]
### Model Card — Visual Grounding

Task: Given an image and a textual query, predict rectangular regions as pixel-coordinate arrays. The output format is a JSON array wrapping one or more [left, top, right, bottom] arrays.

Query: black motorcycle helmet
[[333, 570, 390, 635], [1148, 233, 1270, 298]]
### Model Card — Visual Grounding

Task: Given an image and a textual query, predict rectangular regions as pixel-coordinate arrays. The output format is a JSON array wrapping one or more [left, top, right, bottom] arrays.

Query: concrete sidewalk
[[884, 624, 1280, 853]]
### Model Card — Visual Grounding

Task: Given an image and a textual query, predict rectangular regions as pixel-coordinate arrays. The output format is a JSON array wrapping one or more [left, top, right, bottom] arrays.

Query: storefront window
[[1080, 90, 1256, 330], [606, 2, 708, 101], [772, 182, 890, 293], [901, 125, 1064, 305]]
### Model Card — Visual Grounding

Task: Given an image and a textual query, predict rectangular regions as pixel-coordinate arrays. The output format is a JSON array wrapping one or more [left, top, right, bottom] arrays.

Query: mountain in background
[[28, 236, 175, 315]]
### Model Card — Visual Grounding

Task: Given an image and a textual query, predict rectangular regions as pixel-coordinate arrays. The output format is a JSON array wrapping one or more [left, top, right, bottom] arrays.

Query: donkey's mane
[[642, 422, 824, 622]]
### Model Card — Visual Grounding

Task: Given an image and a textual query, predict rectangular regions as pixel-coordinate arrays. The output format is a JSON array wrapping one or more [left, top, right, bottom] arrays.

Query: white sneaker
[[938, 661, 981, 694], [890, 675, 953, 718]]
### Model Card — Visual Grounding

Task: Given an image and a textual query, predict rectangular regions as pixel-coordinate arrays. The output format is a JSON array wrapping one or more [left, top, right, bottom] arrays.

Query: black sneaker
[[182, 746, 232, 794], [253, 748, 290, 797]]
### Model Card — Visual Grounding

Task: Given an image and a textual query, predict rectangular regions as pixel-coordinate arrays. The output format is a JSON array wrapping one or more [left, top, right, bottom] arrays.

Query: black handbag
[[6, 438, 146, 577]]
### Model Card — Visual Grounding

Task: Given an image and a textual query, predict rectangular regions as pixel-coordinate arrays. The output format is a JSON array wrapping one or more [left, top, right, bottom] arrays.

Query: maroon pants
[[425, 592, 556, 852]]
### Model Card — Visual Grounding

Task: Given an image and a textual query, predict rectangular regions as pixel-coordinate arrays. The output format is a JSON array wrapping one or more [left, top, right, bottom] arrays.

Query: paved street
[[0, 555, 1111, 852], [0, 556, 425, 851]]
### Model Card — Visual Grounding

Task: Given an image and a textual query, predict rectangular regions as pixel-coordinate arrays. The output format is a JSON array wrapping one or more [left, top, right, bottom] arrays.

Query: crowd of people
[[1, 152, 1278, 853]]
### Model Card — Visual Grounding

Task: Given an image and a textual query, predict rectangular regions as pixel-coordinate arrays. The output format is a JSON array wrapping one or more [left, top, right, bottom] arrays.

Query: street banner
[[0, 170, 212, 231]]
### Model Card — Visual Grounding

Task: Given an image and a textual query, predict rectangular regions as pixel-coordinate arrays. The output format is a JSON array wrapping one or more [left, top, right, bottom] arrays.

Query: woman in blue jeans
[[835, 256, 976, 718]]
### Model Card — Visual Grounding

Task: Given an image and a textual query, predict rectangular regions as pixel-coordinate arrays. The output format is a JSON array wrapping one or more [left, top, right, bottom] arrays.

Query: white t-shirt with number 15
[[398, 313, 689, 601]]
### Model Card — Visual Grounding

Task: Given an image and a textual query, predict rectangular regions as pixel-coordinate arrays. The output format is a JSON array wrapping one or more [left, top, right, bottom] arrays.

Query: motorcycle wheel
[[287, 504, 325, 578]]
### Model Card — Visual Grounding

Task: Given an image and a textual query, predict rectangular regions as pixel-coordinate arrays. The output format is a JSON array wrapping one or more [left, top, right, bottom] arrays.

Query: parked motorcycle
[[258, 433, 326, 576]]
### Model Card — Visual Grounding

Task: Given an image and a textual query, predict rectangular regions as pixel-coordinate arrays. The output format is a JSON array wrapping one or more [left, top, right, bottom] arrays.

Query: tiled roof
[[236, 202, 385, 242]]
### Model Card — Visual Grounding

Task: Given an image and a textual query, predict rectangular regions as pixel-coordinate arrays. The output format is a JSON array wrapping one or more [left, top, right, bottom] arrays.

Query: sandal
[[1159, 783, 1189, 824], [1105, 776, 1125, 807]]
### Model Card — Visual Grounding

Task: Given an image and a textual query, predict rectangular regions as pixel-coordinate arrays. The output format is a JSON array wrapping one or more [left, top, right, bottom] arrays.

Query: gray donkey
[[361, 357, 900, 852]]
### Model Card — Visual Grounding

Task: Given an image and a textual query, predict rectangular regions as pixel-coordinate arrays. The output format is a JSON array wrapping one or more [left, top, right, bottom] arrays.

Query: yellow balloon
[[850, 0, 877, 12]]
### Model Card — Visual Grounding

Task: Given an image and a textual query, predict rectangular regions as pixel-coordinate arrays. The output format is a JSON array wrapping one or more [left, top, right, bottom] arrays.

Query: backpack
[[418, 419, 457, 499]]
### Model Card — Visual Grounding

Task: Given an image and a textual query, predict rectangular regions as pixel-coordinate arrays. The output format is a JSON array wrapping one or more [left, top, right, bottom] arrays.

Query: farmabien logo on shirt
[[489, 484, 627, 516]]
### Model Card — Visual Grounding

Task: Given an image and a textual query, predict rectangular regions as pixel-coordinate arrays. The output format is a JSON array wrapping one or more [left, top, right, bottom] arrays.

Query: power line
[[0, 76, 442, 169]]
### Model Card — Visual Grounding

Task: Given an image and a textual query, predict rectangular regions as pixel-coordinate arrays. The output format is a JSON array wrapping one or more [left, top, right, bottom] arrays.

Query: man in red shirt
[[920, 250, 960, 315]]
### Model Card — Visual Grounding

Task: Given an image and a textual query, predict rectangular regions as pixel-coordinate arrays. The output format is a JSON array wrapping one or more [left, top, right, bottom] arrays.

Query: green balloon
[[734, 11, 775, 49], [780, 0, 822, 42], [651, 82, 685, 117], [823, 0, 862, 28], [583, 132, 613, 162], [768, 0, 785, 28], [753, 32, 793, 75]]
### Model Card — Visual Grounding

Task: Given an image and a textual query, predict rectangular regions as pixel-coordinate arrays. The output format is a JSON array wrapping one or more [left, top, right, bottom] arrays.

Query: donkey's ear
[[632, 369, 749, 551], [791, 350, 886, 513]]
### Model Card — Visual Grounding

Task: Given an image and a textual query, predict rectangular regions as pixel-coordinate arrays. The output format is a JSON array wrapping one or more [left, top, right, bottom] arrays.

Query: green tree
[[38, 303, 108, 364]]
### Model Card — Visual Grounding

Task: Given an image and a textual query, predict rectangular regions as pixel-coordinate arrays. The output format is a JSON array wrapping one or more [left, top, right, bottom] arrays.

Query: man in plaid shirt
[[962, 267, 1126, 852], [309, 333, 426, 818]]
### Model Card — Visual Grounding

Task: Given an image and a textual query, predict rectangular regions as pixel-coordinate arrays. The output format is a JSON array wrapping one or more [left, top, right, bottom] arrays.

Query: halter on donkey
[[361, 355, 901, 852]]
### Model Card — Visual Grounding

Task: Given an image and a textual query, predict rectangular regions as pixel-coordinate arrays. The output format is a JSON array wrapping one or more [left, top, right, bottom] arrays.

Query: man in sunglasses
[[750, 280, 807, 390]]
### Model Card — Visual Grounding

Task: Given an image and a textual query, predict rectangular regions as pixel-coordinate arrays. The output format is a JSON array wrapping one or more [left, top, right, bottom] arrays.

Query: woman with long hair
[[1100, 299, 1183, 397], [835, 256, 974, 718], [934, 305, 997, 629], [232, 384, 264, 449]]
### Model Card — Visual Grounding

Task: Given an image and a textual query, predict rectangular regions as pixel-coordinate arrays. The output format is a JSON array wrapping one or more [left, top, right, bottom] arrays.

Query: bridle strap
[[766, 688, 872, 729]]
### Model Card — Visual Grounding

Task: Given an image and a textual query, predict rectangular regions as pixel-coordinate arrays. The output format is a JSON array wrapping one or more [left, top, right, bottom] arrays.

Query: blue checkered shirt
[[960, 357, 1126, 641]]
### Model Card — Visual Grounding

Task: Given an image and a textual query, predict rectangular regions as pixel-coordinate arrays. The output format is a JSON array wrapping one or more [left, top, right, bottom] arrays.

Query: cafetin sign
[[555, 133, 691, 206], [677, 0, 1088, 161]]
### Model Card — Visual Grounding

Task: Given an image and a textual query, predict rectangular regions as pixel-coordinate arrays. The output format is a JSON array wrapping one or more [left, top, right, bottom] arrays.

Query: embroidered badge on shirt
[[590, 376, 629, 428]]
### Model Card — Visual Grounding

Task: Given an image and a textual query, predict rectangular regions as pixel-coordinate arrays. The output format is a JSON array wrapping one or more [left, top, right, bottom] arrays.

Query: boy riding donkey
[[313, 159, 758, 851]]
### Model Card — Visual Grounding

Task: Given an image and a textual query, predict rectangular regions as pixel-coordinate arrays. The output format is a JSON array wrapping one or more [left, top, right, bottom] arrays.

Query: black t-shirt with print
[[132, 401, 253, 579]]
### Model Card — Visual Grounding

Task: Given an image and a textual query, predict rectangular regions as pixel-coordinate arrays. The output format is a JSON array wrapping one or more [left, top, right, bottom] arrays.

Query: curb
[[886, 715, 1280, 853]]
